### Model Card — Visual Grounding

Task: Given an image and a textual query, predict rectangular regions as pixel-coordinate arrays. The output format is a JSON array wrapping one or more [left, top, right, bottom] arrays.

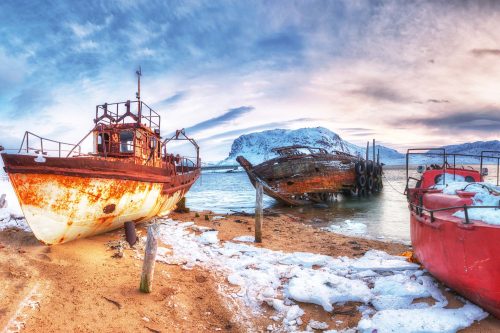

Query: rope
[[382, 174, 406, 195]]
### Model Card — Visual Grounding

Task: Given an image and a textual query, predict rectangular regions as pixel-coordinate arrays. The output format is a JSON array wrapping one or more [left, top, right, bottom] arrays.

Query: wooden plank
[[139, 223, 159, 293], [255, 182, 263, 243]]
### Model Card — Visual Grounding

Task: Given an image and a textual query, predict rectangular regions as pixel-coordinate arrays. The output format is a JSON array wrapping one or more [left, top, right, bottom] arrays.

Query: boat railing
[[163, 129, 200, 170], [409, 201, 500, 225], [175, 157, 198, 174], [406, 148, 500, 189], [94, 100, 160, 132], [18, 131, 82, 157]]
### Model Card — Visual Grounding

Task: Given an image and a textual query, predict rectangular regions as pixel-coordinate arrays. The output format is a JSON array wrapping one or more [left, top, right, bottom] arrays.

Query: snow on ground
[[233, 235, 255, 242], [0, 179, 30, 232], [156, 219, 487, 332]]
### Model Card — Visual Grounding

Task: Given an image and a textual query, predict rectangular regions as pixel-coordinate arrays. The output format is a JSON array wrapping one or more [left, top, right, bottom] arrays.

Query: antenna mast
[[136, 66, 142, 122]]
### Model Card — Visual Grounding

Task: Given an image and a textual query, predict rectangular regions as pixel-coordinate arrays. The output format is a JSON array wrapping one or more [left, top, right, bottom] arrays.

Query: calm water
[[186, 168, 412, 242]]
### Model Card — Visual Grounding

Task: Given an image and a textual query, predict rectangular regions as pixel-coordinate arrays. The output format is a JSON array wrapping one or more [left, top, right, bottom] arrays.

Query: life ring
[[357, 174, 366, 187], [355, 161, 366, 175], [366, 176, 374, 190]]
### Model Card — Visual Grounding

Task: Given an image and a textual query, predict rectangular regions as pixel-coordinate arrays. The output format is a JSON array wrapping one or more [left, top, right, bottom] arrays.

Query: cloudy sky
[[1, 0, 499, 161]]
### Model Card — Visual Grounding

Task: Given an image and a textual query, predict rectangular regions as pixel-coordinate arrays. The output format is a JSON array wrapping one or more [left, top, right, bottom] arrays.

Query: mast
[[136, 66, 142, 122]]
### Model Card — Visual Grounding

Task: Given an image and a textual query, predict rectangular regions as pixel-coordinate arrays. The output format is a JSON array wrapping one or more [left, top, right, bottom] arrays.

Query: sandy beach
[[0, 209, 498, 332]]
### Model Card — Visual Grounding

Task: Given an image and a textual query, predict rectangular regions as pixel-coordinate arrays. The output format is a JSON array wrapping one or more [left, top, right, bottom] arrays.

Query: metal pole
[[497, 159, 499, 186], [372, 139, 375, 163], [463, 205, 470, 224], [365, 141, 369, 161]]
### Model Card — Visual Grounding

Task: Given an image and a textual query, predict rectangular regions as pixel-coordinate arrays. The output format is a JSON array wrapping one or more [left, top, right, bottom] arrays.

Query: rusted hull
[[237, 155, 357, 206], [2, 154, 199, 244]]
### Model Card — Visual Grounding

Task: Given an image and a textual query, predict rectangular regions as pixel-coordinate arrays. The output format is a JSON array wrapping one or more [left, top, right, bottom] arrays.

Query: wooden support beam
[[139, 223, 159, 293], [255, 182, 263, 243]]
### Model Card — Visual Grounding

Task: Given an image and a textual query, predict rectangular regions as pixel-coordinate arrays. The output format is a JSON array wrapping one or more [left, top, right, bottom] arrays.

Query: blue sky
[[1, 0, 500, 161]]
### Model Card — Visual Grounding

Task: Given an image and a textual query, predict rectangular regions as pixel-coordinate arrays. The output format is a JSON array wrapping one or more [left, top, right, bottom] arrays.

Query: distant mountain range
[[217, 127, 499, 166]]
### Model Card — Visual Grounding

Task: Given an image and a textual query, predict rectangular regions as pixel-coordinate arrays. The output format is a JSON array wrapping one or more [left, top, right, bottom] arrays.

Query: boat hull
[[2, 154, 199, 244], [237, 155, 358, 205], [410, 212, 500, 318]]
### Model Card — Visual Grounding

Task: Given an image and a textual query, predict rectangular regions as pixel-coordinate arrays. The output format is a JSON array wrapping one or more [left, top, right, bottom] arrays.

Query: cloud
[[413, 99, 450, 104], [156, 91, 186, 107], [350, 83, 410, 103], [9, 88, 54, 117], [198, 117, 325, 141], [186, 106, 254, 134], [392, 109, 500, 133], [470, 48, 500, 57]]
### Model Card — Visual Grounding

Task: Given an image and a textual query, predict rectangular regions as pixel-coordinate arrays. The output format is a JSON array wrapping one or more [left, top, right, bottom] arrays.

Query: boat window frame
[[97, 132, 110, 154], [119, 130, 135, 154]]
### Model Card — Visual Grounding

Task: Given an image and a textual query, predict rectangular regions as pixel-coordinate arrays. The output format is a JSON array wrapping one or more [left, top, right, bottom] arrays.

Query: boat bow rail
[[16, 131, 82, 157]]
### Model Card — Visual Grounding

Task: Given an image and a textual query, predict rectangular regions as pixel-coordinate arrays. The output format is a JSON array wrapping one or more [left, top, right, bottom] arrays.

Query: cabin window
[[120, 131, 134, 153], [97, 133, 110, 153]]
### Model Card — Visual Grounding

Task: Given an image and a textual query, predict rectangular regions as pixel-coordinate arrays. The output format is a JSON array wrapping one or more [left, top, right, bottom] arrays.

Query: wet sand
[[0, 211, 498, 332]]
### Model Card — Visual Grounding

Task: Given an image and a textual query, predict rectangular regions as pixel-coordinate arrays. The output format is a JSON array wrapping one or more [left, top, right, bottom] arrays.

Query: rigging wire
[[382, 173, 406, 195]]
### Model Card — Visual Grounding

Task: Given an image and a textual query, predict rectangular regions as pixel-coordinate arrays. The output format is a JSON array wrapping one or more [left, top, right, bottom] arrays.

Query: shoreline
[[0, 209, 498, 332]]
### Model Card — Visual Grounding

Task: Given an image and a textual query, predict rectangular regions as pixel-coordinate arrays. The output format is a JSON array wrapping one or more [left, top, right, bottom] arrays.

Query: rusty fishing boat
[[0, 70, 200, 244], [237, 141, 383, 206], [406, 149, 500, 318]]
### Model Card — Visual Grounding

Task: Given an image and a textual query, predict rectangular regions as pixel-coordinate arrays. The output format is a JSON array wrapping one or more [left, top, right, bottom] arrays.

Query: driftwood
[[255, 182, 263, 243], [139, 223, 159, 293]]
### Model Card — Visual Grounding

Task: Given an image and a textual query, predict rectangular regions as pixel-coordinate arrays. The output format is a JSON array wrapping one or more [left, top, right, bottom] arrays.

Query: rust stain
[[237, 145, 383, 205], [1, 72, 201, 245]]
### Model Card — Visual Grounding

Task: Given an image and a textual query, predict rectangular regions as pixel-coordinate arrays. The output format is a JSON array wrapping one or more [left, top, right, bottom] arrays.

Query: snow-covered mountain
[[431, 140, 500, 164], [219, 127, 405, 165]]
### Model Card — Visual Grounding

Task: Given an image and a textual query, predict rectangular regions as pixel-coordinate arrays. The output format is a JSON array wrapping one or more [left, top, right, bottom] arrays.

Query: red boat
[[406, 148, 500, 318]]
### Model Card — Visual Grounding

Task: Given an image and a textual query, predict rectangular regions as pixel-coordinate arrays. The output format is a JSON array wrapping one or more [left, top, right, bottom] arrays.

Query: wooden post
[[139, 223, 159, 293], [124, 221, 137, 246], [0, 194, 6, 209], [255, 182, 263, 243]]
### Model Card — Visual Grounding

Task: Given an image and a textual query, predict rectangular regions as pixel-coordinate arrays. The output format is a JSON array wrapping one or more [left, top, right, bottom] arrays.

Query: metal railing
[[95, 100, 160, 132], [406, 148, 500, 188], [175, 157, 198, 174], [18, 131, 81, 157], [163, 129, 200, 169], [409, 201, 500, 224]]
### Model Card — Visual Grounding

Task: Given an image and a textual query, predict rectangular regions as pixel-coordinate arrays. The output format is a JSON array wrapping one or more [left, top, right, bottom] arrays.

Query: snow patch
[[155, 219, 486, 332]]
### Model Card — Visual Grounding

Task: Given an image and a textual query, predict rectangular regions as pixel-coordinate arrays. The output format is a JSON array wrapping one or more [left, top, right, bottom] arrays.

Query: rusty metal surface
[[5, 170, 194, 244], [237, 145, 381, 206], [1, 70, 201, 244]]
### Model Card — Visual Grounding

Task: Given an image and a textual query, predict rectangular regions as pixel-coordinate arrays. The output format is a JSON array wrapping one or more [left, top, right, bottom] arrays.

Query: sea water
[[186, 168, 410, 242], [186, 166, 499, 243]]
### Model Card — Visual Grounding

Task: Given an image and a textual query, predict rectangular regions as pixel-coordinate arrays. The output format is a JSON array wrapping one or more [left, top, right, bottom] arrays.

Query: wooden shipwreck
[[0, 69, 200, 244], [237, 144, 382, 206]]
